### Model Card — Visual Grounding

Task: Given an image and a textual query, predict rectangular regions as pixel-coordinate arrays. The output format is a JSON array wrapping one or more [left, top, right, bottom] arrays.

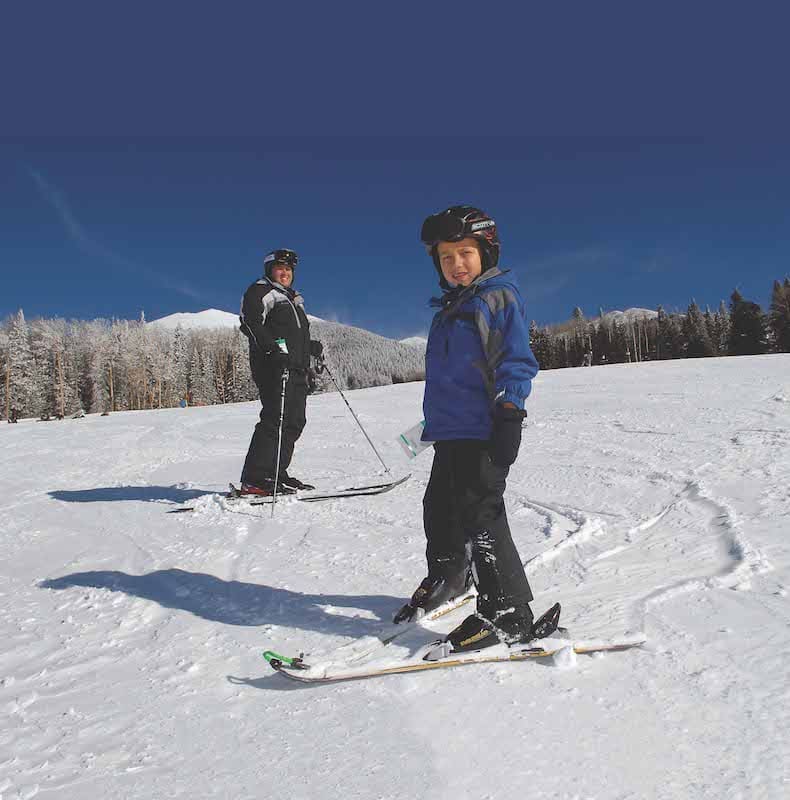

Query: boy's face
[[436, 238, 483, 287], [271, 264, 294, 287]]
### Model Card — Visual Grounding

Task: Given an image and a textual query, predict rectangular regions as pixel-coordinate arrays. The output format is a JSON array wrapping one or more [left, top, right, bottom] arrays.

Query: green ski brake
[[263, 650, 309, 670]]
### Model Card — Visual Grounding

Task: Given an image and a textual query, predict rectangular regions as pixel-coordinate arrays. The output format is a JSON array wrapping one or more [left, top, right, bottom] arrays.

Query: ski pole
[[317, 356, 391, 475], [271, 368, 289, 518]]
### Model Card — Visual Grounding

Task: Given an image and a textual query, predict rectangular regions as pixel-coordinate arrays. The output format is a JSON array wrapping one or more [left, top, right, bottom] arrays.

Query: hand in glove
[[310, 339, 324, 357], [488, 403, 526, 467]]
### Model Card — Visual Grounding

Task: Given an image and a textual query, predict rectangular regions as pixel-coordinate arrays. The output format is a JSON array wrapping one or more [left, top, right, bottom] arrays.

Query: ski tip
[[263, 650, 287, 666], [262, 650, 309, 671]]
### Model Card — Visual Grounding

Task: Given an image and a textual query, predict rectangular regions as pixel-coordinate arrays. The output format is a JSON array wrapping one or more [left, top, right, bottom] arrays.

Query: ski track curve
[[632, 481, 773, 622]]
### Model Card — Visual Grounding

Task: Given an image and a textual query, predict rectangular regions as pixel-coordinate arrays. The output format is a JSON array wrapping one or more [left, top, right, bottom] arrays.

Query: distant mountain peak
[[147, 309, 239, 330], [148, 308, 323, 330], [599, 308, 658, 323]]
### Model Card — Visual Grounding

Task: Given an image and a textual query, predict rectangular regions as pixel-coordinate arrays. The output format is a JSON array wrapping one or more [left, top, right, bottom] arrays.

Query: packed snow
[[2, 354, 789, 799]]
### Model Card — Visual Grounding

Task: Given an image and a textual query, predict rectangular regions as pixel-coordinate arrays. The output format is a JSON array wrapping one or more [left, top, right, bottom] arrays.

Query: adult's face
[[271, 264, 294, 287]]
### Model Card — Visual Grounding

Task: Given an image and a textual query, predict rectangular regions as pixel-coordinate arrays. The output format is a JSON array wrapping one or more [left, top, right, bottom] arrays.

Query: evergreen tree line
[[529, 280, 790, 370], [4, 279, 788, 421], [0, 313, 426, 422]]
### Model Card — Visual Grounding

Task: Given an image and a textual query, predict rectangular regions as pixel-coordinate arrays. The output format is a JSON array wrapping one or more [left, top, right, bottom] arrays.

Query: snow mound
[[552, 645, 578, 669]]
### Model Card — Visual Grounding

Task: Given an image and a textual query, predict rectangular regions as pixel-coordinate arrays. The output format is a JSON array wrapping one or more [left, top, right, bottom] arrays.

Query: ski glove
[[310, 339, 323, 357], [488, 405, 526, 467]]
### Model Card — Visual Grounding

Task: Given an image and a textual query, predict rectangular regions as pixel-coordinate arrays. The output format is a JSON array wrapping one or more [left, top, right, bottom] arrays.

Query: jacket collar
[[430, 267, 506, 311], [259, 277, 301, 302]]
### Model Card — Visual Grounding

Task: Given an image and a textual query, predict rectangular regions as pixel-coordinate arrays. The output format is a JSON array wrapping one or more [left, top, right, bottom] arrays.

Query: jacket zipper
[[285, 297, 302, 329]]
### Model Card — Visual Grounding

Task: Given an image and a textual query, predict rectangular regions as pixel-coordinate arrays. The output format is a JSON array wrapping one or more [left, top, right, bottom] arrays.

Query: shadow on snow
[[39, 568, 402, 637], [48, 486, 214, 504]]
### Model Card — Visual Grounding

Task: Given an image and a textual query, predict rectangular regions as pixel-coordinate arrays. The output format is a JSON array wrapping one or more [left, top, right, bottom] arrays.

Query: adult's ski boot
[[279, 472, 316, 491], [238, 480, 296, 497]]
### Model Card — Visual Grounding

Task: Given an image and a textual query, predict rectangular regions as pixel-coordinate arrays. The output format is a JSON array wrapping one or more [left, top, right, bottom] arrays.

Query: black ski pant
[[241, 369, 308, 487], [423, 440, 533, 621]]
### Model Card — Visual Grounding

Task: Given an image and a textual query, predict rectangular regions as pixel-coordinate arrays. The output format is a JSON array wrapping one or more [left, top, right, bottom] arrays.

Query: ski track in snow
[[2, 355, 790, 799]]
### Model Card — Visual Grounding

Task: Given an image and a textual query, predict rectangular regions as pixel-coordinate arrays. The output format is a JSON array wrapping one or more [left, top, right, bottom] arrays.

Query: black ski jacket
[[239, 278, 311, 384]]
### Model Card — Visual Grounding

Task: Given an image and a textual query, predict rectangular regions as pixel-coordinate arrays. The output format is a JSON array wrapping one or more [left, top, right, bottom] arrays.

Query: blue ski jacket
[[422, 267, 539, 442]]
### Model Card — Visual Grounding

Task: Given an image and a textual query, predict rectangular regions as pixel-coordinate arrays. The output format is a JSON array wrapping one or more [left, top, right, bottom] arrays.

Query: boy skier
[[395, 206, 540, 652], [239, 248, 323, 495]]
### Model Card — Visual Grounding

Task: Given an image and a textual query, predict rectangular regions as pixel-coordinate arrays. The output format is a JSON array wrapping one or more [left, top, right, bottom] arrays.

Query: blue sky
[[2, 4, 789, 339]]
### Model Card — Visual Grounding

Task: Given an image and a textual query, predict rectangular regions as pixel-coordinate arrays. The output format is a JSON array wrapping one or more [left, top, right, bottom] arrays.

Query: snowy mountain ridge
[[145, 310, 427, 391], [148, 307, 324, 330], [598, 307, 658, 323], [147, 308, 658, 341]]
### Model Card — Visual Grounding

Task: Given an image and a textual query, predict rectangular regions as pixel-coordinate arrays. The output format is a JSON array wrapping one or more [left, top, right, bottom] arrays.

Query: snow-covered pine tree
[[768, 278, 790, 353], [592, 319, 611, 365], [91, 321, 126, 412], [229, 328, 257, 401], [683, 301, 715, 358], [208, 329, 249, 404], [32, 319, 61, 419], [608, 321, 631, 363], [0, 326, 8, 420], [200, 342, 219, 406], [170, 325, 190, 406], [187, 345, 201, 405], [6, 310, 36, 421], [656, 306, 683, 360], [30, 323, 52, 420], [728, 290, 768, 356], [712, 300, 730, 356], [72, 320, 102, 413], [528, 321, 552, 369], [703, 306, 717, 354]]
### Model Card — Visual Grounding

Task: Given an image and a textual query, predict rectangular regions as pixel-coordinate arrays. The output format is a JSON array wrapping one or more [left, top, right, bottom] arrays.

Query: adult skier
[[238, 248, 323, 495], [394, 205, 540, 652]]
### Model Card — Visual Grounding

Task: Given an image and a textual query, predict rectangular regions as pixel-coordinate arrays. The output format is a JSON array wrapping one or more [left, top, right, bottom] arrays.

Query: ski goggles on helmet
[[420, 208, 496, 246], [264, 248, 299, 268]]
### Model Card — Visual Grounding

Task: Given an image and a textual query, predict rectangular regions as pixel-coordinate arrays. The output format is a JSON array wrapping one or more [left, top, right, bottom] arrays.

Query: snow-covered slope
[[3, 355, 789, 799], [400, 335, 428, 349]]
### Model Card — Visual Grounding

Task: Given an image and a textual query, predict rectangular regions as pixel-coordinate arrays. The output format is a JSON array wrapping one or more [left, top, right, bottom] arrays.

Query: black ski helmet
[[420, 205, 500, 289], [263, 248, 299, 280]]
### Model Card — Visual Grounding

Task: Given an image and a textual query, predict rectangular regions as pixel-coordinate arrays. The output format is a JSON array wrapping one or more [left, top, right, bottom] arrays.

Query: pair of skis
[[167, 473, 410, 513], [263, 600, 646, 684]]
